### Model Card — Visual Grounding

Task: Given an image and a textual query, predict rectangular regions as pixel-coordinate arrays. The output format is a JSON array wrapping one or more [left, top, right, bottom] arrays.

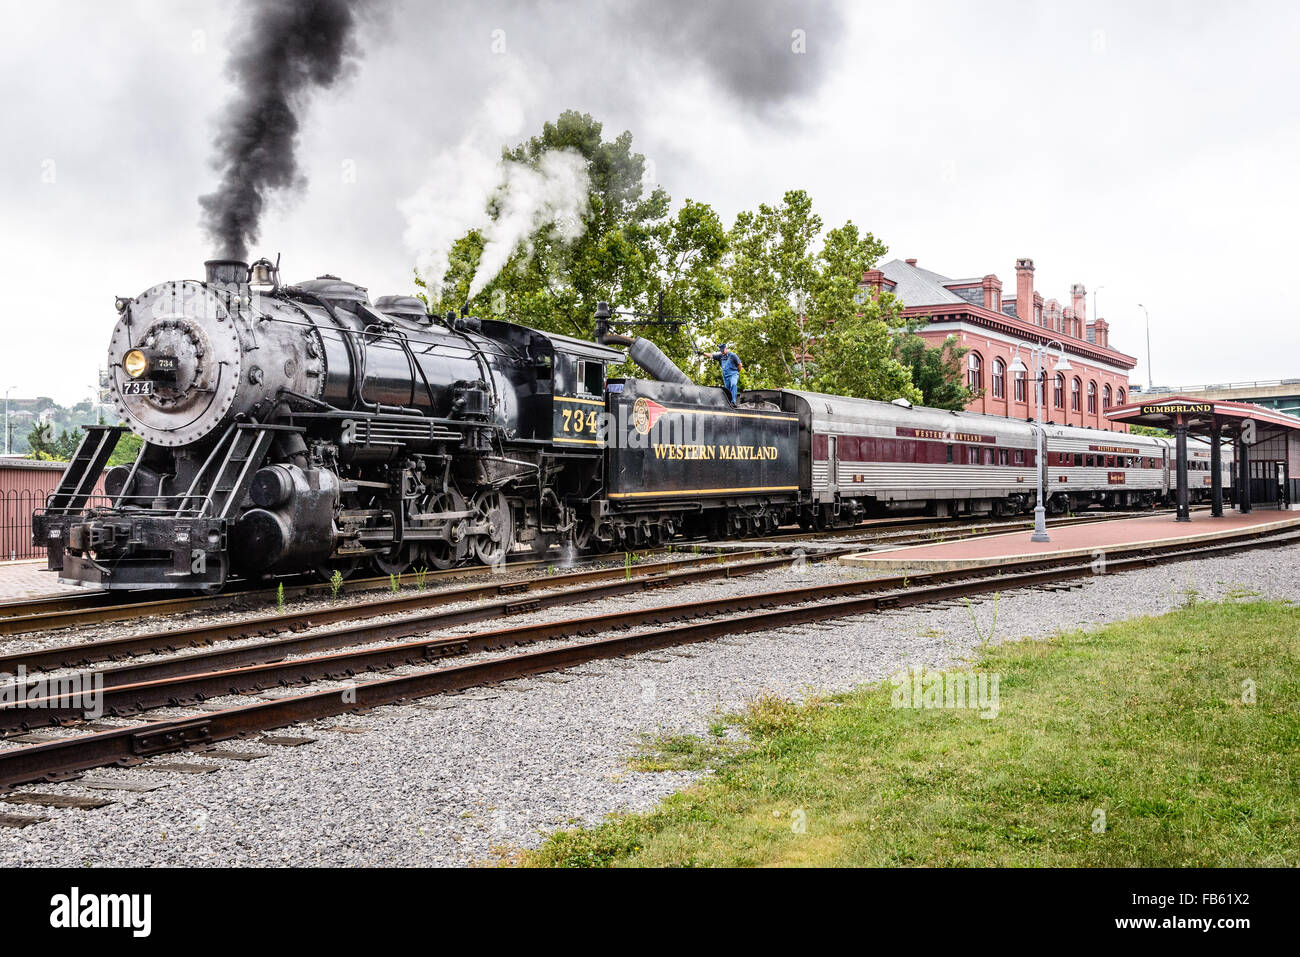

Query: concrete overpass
[[1132, 380, 1300, 417]]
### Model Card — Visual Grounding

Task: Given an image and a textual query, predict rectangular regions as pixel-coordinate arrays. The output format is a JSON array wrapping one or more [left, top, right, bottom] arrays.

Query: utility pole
[[1092, 286, 1103, 323], [1138, 304, 1153, 390]]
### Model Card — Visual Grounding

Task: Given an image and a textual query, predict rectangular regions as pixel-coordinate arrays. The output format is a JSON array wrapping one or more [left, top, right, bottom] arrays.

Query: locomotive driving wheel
[[418, 488, 470, 571], [470, 490, 513, 566], [370, 543, 411, 577]]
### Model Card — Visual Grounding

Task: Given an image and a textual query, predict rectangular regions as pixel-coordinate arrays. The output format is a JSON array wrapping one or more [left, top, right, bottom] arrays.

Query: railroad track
[[0, 558, 555, 632], [0, 509, 1180, 637], [0, 519, 1292, 792], [0, 546, 808, 673]]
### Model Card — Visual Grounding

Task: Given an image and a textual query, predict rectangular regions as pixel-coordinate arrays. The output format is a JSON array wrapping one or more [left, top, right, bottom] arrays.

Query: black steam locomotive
[[35, 258, 793, 591]]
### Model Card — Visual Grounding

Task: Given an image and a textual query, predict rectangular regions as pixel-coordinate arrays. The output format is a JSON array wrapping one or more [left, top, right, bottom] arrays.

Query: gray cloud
[[609, 0, 844, 111]]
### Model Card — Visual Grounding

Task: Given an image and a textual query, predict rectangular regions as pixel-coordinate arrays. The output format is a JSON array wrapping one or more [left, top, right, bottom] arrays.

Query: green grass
[[526, 600, 1300, 867]]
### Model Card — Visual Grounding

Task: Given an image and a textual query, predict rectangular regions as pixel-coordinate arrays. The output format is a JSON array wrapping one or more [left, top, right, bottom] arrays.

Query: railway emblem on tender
[[632, 397, 667, 435]]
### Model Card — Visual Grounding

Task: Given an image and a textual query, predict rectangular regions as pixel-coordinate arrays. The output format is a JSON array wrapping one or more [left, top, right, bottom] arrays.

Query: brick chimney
[[905, 258, 918, 267], [1094, 317, 1109, 348], [1015, 258, 1034, 324], [1070, 283, 1087, 332], [981, 274, 1003, 312], [860, 269, 895, 298]]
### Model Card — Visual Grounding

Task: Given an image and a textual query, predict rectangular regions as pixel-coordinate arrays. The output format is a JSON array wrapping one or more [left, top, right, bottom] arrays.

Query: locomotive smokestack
[[205, 259, 249, 286], [198, 0, 374, 260]]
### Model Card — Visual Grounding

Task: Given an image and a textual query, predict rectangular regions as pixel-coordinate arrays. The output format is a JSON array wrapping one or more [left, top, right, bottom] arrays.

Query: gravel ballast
[[0, 544, 1295, 867]]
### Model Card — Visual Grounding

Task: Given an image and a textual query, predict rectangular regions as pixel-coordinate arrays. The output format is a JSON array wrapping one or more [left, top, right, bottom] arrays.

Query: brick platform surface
[[840, 509, 1300, 572], [0, 560, 80, 601]]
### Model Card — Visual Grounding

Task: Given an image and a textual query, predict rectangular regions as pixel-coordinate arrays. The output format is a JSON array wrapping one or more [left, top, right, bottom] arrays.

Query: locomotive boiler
[[35, 258, 628, 590]]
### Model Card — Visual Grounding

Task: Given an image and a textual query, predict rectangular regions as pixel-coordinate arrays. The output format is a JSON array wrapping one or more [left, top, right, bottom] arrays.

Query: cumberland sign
[[1139, 402, 1214, 416]]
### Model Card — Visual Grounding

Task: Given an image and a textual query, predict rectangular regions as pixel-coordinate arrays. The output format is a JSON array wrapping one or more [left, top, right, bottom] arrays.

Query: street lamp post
[[1138, 303, 1153, 390], [1008, 340, 1072, 543], [3, 387, 11, 456]]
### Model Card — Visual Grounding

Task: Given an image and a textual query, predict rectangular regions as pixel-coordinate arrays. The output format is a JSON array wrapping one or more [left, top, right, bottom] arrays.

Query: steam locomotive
[[35, 258, 1223, 592]]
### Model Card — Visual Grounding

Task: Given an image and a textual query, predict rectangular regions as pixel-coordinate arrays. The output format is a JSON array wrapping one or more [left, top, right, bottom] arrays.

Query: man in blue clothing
[[702, 343, 744, 404]]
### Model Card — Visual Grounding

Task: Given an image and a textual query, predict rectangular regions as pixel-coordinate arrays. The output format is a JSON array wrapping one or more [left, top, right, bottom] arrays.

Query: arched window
[[1103, 384, 1113, 410], [991, 358, 1005, 399], [1014, 369, 1027, 403], [1117, 387, 1126, 406], [1071, 377, 1082, 412], [1053, 372, 1065, 409], [1087, 380, 1098, 414], [967, 352, 983, 391]]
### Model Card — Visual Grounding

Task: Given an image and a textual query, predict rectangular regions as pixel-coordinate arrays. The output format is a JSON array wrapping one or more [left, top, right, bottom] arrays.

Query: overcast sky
[[2, 0, 1297, 405]]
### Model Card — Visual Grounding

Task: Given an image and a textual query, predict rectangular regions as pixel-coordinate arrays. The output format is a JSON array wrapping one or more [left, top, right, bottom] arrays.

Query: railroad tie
[[257, 735, 318, 747], [194, 750, 269, 761], [1, 792, 113, 810], [78, 778, 168, 792], [0, 812, 50, 828]]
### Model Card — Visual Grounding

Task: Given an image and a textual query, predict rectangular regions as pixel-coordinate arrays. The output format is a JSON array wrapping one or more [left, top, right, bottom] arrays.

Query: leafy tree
[[715, 189, 825, 389], [412, 118, 964, 408], [418, 111, 728, 380], [1128, 424, 1171, 438], [808, 311, 921, 404], [893, 324, 975, 411], [106, 430, 142, 466], [716, 190, 919, 402], [27, 420, 141, 465], [26, 423, 81, 461]]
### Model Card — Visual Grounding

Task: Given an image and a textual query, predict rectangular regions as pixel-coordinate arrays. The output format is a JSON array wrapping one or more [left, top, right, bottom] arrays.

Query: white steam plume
[[466, 149, 588, 299], [401, 67, 589, 303]]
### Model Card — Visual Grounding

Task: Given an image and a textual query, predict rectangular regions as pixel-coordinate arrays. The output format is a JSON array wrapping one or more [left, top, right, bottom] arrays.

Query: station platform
[[0, 559, 74, 602], [839, 509, 1300, 573]]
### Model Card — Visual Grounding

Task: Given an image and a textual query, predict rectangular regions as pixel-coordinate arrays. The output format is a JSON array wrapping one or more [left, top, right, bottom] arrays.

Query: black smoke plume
[[199, 0, 370, 260]]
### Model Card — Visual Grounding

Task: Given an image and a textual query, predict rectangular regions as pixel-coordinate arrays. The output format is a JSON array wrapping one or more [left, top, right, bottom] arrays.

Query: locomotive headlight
[[123, 349, 148, 379]]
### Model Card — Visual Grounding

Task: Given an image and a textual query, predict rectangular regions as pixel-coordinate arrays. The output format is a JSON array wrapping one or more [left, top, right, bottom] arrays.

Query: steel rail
[[1, 547, 863, 712], [0, 511, 1251, 699], [0, 509, 1127, 668], [0, 557, 553, 633], [0, 525, 1294, 790], [7, 524, 1291, 724], [0, 547, 789, 673]]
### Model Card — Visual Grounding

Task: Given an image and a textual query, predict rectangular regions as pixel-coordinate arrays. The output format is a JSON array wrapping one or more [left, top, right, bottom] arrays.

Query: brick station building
[[860, 257, 1138, 433]]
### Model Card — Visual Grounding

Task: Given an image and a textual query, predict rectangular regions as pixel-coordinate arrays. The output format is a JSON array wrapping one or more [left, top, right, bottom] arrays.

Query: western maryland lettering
[[896, 426, 996, 444], [652, 443, 781, 460]]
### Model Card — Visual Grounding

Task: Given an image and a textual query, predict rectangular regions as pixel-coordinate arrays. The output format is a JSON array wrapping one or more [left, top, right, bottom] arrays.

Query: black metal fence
[[1, 488, 44, 562]]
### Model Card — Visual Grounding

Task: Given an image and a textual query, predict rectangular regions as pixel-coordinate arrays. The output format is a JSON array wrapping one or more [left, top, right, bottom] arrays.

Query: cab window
[[577, 360, 604, 396]]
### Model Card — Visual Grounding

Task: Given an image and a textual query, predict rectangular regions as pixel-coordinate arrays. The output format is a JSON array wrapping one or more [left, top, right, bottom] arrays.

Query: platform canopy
[[1107, 394, 1300, 519], [1106, 395, 1300, 435]]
